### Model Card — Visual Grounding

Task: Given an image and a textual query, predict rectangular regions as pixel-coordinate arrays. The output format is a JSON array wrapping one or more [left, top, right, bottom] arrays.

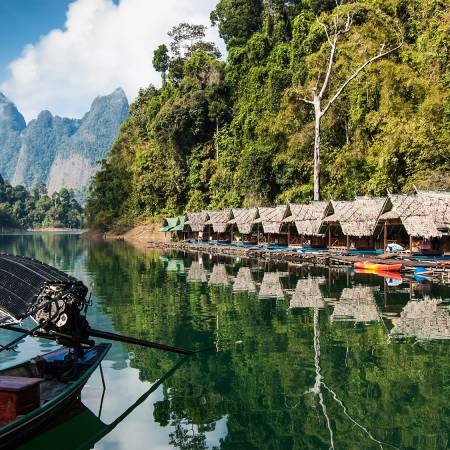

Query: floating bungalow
[[204, 209, 233, 242], [229, 208, 259, 244], [324, 197, 386, 251], [161, 190, 450, 255], [185, 211, 209, 241], [283, 202, 329, 248], [159, 215, 185, 241], [254, 206, 289, 246]]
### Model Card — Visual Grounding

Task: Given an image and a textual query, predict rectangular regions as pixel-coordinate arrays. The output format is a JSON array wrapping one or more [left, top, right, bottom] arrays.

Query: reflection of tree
[[85, 246, 450, 450]]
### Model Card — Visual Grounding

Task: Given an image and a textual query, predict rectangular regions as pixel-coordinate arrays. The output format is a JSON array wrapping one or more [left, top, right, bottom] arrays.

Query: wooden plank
[[0, 376, 43, 392]]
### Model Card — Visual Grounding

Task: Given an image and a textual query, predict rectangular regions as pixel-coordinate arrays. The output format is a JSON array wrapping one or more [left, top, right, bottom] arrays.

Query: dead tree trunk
[[299, 2, 402, 200]]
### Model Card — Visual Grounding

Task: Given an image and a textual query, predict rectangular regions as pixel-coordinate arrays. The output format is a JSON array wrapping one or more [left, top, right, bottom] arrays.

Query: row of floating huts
[[160, 191, 450, 255]]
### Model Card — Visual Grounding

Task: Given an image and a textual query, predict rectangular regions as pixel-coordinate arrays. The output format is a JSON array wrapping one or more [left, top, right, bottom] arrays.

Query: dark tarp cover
[[0, 254, 77, 326]]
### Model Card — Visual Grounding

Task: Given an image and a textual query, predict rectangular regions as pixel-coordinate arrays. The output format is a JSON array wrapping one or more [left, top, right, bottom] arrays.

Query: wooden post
[[328, 225, 331, 249], [409, 235, 413, 254], [230, 227, 233, 243], [288, 223, 291, 246], [257, 225, 260, 245], [346, 234, 349, 249], [383, 222, 387, 252]]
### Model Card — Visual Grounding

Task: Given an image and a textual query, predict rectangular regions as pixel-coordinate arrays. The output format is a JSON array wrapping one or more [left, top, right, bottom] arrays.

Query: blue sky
[[0, 0, 221, 121], [0, 1, 72, 83]]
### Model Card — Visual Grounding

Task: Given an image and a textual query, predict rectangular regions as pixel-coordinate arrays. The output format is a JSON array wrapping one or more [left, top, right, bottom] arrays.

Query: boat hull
[[354, 261, 403, 272], [0, 343, 110, 449]]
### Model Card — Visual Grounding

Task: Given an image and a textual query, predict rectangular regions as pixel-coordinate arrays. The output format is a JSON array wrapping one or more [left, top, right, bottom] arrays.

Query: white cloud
[[1, 0, 223, 121]]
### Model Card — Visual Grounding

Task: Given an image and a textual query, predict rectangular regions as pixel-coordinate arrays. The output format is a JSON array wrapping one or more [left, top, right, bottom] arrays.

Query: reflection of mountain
[[390, 298, 450, 341], [209, 264, 231, 286], [187, 261, 209, 283], [258, 272, 288, 299], [290, 277, 326, 309], [331, 286, 380, 323], [233, 267, 257, 293]]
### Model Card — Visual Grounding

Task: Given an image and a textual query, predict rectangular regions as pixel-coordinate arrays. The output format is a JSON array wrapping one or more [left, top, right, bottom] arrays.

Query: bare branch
[[320, 42, 403, 117], [316, 17, 332, 46], [319, 36, 337, 99], [299, 97, 314, 105]]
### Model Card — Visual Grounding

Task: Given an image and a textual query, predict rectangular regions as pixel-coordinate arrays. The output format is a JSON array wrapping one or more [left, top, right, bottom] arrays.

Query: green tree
[[153, 44, 170, 84]]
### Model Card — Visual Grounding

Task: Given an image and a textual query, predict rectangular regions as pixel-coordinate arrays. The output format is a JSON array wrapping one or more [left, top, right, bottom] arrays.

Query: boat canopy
[[0, 254, 84, 326]]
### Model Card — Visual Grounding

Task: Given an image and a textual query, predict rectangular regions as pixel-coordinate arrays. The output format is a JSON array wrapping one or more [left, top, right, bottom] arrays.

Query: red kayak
[[354, 261, 403, 272]]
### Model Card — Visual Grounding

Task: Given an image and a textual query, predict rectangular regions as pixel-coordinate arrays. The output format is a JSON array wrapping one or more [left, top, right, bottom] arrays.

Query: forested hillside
[[87, 0, 449, 228], [0, 178, 83, 229]]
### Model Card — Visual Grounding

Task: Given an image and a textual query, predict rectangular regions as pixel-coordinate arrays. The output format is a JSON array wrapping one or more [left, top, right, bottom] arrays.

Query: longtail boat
[[0, 254, 195, 447]]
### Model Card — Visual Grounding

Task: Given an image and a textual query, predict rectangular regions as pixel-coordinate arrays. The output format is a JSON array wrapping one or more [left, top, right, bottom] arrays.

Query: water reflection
[[0, 234, 449, 450]]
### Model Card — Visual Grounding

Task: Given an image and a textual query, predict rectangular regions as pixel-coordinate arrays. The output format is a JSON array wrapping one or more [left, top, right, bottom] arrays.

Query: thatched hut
[[185, 211, 209, 240], [204, 209, 233, 242], [283, 202, 329, 247], [390, 298, 450, 341], [379, 194, 443, 254], [289, 277, 326, 309], [258, 272, 288, 299], [331, 286, 380, 323], [233, 267, 257, 293], [324, 197, 386, 250], [229, 208, 259, 244], [253, 205, 290, 245]]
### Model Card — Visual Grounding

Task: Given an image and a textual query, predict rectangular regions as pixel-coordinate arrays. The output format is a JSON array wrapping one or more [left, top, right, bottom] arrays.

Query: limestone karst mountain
[[0, 88, 128, 198]]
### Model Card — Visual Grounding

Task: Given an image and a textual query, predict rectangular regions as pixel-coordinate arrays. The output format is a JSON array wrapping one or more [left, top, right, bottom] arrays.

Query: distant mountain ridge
[[0, 88, 128, 197]]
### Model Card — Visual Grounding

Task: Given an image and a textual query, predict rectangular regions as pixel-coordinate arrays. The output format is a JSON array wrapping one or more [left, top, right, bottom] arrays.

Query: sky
[[0, 0, 223, 122]]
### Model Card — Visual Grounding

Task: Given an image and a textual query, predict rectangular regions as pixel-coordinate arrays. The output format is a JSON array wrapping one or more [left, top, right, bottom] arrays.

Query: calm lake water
[[0, 233, 449, 450]]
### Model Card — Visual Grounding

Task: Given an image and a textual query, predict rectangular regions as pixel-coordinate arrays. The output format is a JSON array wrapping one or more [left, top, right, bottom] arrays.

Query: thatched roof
[[185, 211, 209, 232], [255, 206, 289, 234], [187, 262, 208, 283], [231, 208, 259, 234], [233, 267, 257, 293], [205, 209, 232, 233], [284, 202, 329, 236], [258, 272, 288, 299], [326, 197, 386, 237], [388, 194, 442, 238], [289, 277, 326, 309], [416, 191, 450, 231], [209, 264, 231, 286], [390, 298, 450, 341], [331, 286, 380, 322]]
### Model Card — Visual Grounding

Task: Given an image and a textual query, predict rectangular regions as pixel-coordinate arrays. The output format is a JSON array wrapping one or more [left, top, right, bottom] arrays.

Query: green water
[[0, 233, 449, 450]]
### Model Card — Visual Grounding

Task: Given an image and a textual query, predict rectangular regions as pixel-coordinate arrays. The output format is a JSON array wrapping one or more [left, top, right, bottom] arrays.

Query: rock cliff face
[[0, 88, 128, 196], [0, 93, 26, 181]]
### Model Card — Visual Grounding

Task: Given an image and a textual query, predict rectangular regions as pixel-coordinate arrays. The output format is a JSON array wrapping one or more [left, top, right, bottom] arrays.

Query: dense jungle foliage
[[0, 177, 84, 229], [87, 0, 450, 228]]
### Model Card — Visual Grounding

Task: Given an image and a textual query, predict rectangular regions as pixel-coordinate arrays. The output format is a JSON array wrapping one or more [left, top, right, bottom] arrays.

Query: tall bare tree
[[299, 1, 403, 200]]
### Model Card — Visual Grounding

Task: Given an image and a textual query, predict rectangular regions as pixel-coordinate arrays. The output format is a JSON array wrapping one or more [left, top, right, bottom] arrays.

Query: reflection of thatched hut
[[283, 202, 329, 247], [185, 211, 209, 240], [254, 206, 290, 245], [379, 192, 448, 254], [390, 298, 450, 341], [233, 267, 257, 293], [229, 208, 259, 243], [324, 197, 386, 250], [331, 286, 379, 322], [258, 272, 288, 299], [166, 258, 186, 273], [289, 277, 326, 309], [209, 264, 231, 286], [205, 209, 233, 241], [187, 261, 209, 283], [159, 215, 185, 241]]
